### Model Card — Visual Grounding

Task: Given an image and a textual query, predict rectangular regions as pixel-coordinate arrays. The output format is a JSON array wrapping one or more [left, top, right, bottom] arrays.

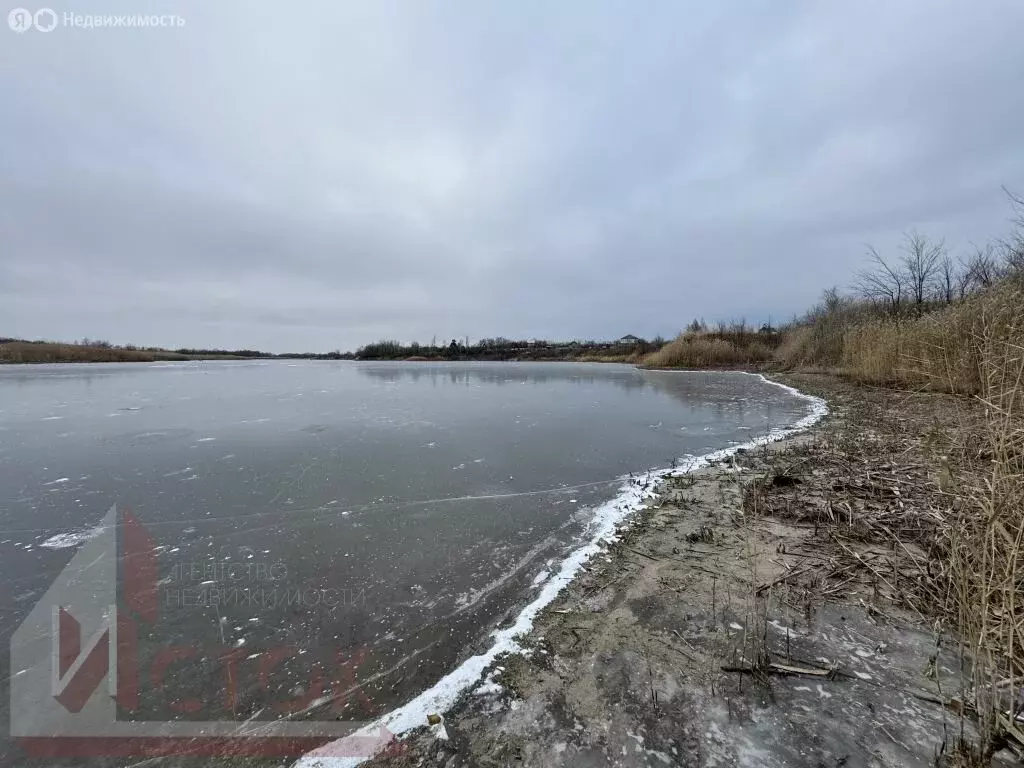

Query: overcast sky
[[2, 1, 1023, 352]]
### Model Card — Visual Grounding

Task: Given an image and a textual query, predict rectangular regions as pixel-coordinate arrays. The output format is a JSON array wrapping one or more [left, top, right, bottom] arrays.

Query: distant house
[[617, 334, 643, 345]]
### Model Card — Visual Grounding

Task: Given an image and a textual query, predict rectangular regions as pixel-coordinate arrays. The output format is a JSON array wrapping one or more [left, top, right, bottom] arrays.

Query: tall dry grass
[[850, 283, 1024, 761], [643, 332, 773, 369], [775, 291, 867, 369], [775, 324, 840, 369], [0, 341, 189, 364], [924, 295, 1024, 763], [836, 282, 1024, 394], [772, 278, 1024, 760]]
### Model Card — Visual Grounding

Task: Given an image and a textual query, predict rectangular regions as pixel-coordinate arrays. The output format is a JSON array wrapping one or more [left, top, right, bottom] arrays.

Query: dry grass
[[0, 340, 268, 364], [820, 283, 1024, 762], [930, 311, 1024, 763], [822, 284, 1024, 762], [754, 278, 1024, 763], [775, 306, 859, 370], [642, 332, 773, 368], [837, 284, 1024, 394], [0, 341, 193, 363], [775, 324, 837, 369], [574, 353, 634, 363]]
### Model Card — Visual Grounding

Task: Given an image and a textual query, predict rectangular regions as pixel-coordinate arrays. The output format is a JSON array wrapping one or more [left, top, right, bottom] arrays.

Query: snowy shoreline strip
[[295, 372, 828, 767]]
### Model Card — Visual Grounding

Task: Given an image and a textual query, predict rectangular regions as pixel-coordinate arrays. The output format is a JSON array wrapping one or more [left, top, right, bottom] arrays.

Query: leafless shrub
[[938, 253, 960, 304], [997, 188, 1024, 279], [855, 245, 906, 315], [964, 244, 1001, 292]]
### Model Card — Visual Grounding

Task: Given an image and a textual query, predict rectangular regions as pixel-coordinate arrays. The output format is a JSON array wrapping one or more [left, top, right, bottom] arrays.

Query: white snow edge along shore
[[294, 373, 828, 767]]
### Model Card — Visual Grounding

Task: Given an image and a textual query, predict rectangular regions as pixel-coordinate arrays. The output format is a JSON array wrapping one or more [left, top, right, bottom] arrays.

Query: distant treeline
[[353, 336, 667, 363], [0, 337, 353, 364], [171, 346, 349, 360]]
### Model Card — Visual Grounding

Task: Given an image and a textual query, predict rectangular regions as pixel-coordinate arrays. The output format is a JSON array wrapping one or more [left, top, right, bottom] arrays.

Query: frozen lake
[[0, 360, 815, 760]]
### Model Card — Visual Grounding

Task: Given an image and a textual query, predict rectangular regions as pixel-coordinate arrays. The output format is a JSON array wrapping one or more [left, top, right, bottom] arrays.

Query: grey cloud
[[2, 0, 1023, 351]]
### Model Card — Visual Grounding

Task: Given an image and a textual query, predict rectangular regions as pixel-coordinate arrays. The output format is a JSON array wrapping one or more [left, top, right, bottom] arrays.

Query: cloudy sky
[[2, 1, 1023, 352]]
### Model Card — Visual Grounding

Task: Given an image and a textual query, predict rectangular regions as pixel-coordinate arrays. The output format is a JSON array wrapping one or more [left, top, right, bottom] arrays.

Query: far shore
[[0, 339, 344, 365]]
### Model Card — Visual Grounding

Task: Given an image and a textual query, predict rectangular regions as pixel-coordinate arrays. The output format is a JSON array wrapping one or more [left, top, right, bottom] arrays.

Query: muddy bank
[[318, 374, 1012, 767]]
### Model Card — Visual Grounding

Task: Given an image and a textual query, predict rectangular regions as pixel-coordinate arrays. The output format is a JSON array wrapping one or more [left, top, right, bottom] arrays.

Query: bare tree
[[956, 252, 975, 299], [900, 231, 944, 311], [821, 286, 842, 313], [854, 245, 904, 315], [936, 253, 958, 304], [999, 187, 1024, 276], [964, 243, 999, 291]]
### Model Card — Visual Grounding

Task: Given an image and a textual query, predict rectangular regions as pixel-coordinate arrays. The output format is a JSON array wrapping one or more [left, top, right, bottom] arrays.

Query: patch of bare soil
[[366, 374, 1019, 768]]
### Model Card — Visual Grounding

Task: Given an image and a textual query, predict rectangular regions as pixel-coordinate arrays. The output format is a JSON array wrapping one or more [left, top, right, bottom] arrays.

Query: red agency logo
[[9, 504, 398, 758]]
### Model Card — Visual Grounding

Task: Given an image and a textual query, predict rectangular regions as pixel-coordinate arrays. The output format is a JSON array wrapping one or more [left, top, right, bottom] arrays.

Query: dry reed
[[643, 333, 772, 369]]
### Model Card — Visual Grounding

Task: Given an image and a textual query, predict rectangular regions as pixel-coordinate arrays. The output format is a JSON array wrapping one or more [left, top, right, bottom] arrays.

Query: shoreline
[[307, 372, 988, 768], [295, 374, 828, 767]]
